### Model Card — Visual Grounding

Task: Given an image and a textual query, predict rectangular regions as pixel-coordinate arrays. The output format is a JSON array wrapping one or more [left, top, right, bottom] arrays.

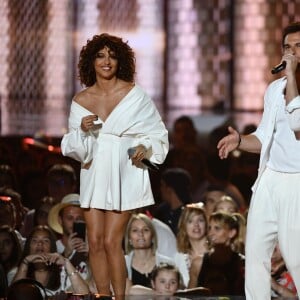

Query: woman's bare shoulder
[[73, 87, 93, 105]]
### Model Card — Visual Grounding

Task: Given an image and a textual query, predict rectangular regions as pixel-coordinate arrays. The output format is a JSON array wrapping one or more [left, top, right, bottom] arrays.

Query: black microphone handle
[[271, 61, 286, 74], [141, 159, 159, 171], [127, 148, 159, 171]]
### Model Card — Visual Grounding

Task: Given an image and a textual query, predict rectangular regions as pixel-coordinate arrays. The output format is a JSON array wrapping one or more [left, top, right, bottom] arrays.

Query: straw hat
[[47, 193, 80, 234]]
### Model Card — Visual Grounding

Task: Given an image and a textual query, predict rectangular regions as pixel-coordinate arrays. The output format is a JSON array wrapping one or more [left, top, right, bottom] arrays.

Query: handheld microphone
[[128, 147, 159, 171], [271, 61, 286, 74]]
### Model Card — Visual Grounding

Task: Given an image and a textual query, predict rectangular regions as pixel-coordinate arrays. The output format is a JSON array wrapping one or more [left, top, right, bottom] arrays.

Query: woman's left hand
[[130, 145, 146, 168]]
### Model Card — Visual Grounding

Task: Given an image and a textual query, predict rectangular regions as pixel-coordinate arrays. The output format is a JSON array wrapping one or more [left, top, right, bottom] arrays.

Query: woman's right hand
[[81, 115, 99, 132]]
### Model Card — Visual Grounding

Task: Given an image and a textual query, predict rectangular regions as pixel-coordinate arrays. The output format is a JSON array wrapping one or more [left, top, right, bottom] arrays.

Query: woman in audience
[[213, 196, 246, 254], [188, 211, 245, 296], [124, 213, 173, 293], [213, 195, 238, 214], [174, 203, 209, 287], [12, 225, 89, 297], [0, 225, 23, 286]]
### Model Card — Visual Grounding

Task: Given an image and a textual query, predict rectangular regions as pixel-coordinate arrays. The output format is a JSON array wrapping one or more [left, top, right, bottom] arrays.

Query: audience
[[124, 213, 173, 293], [0, 225, 23, 286], [0, 116, 261, 297], [129, 262, 211, 297], [47, 193, 91, 288], [174, 203, 209, 287], [271, 242, 297, 298], [154, 168, 192, 235], [213, 195, 238, 214], [129, 263, 181, 296], [20, 163, 77, 238], [135, 208, 177, 259], [201, 185, 227, 219], [162, 116, 211, 203], [7, 278, 47, 300], [12, 225, 89, 297], [20, 196, 56, 238], [188, 212, 245, 296]]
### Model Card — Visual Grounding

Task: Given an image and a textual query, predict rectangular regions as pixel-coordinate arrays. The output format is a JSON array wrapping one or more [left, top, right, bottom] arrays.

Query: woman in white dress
[[61, 34, 169, 299]]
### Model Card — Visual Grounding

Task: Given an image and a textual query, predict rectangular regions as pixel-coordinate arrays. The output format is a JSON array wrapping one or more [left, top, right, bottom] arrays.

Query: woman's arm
[[63, 258, 89, 294], [128, 284, 155, 296], [47, 253, 89, 294], [271, 278, 296, 298], [12, 254, 45, 282], [12, 257, 31, 282]]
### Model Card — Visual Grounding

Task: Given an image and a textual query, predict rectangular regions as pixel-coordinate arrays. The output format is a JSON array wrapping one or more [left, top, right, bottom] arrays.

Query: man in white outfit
[[217, 22, 300, 299]]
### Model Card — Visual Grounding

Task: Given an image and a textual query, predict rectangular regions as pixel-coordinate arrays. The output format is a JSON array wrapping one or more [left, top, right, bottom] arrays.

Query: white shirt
[[253, 77, 300, 176]]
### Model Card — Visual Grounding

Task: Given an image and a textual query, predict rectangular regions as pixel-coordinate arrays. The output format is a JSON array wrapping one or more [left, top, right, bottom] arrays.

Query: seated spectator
[[136, 208, 177, 259], [47, 193, 90, 285], [20, 163, 77, 238], [0, 225, 23, 286], [46, 164, 77, 203], [162, 116, 211, 203], [174, 203, 209, 287], [189, 212, 245, 296], [0, 164, 18, 191], [0, 194, 25, 250], [12, 225, 89, 297], [271, 242, 297, 298], [129, 262, 211, 297], [0, 187, 28, 231], [201, 185, 226, 219], [213, 195, 238, 215], [129, 262, 181, 296], [154, 168, 192, 235], [7, 278, 47, 300], [124, 213, 173, 293], [20, 196, 56, 238], [0, 195, 17, 229], [33, 197, 56, 228]]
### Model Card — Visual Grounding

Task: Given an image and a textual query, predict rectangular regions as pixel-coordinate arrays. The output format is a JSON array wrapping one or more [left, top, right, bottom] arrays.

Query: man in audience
[[20, 163, 77, 237], [47, 193, 90, 281], [154, 168, 192, 235]]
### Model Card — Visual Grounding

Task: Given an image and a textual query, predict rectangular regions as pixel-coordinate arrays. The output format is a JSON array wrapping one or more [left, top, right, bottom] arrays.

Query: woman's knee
[[104, 236, 122, 253], [88, 233, 105, 253]]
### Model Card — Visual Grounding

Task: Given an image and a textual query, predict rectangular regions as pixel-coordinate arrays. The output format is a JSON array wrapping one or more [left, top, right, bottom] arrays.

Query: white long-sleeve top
[[252, 77, 300, 190], [61, 85, 169, 210]]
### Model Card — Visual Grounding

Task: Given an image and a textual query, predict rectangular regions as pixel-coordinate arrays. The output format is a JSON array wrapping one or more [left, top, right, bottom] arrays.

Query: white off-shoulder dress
[[61, 84, 169, 211]]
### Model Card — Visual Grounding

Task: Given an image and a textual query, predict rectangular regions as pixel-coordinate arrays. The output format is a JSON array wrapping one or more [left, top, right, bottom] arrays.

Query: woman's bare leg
[[83, 208, 111, 295], [104, 210, 131, 298]]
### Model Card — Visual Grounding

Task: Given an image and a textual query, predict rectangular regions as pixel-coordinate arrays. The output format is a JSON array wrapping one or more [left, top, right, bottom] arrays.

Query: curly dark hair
[[78, 33, 136, 87]]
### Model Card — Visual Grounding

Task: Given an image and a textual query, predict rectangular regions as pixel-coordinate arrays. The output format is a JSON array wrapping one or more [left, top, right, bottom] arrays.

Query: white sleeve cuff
[[286, 95, 300, 113]]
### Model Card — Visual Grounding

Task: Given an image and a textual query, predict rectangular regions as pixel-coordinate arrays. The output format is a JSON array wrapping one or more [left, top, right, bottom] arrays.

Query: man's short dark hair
[[282, 22, 300, 47], [161, 168, 192, 204]]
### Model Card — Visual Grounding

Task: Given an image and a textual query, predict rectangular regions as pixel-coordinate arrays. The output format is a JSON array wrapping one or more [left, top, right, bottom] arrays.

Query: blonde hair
[[177, 204, 207, 253], [209, 211, 239, 244], [214, 195, 238, 213], [124, 213, 158, 254], [231, 212, 246, 254]]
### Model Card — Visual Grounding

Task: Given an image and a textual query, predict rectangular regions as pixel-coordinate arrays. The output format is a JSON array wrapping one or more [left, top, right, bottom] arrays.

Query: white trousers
[[245, 167, 300, 300]]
